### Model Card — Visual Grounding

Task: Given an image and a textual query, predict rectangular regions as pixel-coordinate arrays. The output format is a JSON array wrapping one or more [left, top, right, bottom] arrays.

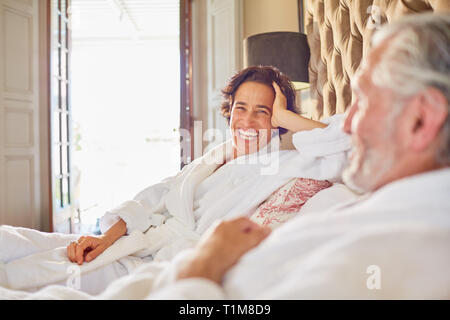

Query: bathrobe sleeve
[[291, 114, 350, 157], [291, 114, 352, 183], [99, 164, 190, 235]]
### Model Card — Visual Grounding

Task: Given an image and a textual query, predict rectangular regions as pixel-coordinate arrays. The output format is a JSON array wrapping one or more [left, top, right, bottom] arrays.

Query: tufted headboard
[[303, 0, 450, 120]]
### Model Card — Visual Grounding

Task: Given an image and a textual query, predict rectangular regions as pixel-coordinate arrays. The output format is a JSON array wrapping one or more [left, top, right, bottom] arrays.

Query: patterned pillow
[[250, 178, 332, 229]]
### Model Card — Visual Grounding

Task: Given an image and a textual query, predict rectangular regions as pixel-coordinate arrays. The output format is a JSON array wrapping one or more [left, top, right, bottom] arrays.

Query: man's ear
[[409, 87, 448, 152]]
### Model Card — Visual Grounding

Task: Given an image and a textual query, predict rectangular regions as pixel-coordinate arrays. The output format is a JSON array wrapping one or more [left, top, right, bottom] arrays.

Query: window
[[50, 0, 73, 233], [48, 0, 193, 233]]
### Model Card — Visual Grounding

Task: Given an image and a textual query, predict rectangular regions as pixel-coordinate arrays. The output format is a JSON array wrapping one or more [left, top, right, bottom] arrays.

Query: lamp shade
[[244, 32, 310, 90]]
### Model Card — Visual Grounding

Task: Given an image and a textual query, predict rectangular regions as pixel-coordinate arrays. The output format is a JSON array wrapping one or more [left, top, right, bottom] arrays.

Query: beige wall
[[243, 0, 299, 39]]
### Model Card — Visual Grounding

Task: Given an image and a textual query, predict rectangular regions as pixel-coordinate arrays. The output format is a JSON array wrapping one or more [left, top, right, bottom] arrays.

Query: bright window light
[[70, 0, 180, 231]]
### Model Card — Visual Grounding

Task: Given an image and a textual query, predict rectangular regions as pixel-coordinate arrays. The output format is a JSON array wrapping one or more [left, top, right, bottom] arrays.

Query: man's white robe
[[0, 115, 353, 294]]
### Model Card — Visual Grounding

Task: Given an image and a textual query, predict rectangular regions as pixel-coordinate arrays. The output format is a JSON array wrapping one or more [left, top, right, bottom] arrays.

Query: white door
[[0, 0, 41, 229], [206, 0, 243, 149]]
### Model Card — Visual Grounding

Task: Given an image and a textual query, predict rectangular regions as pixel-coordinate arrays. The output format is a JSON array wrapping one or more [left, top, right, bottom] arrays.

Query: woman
[[0, 66, 352, 294]]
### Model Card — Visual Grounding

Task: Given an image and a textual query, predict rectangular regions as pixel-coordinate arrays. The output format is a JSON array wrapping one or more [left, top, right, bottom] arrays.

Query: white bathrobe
[[0, 115, 352, 294], [1, 167, 448, 300]]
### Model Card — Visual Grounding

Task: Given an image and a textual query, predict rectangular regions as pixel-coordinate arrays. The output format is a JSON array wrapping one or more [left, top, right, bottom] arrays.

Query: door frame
[[180, 0, 194, 169]]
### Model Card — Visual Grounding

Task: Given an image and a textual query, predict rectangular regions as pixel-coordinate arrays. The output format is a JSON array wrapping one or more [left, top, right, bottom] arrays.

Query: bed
[[1, 0, 449, 300]]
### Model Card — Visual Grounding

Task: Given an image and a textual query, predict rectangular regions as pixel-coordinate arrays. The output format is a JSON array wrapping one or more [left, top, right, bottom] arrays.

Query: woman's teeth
[[238, 129, 258, 140]]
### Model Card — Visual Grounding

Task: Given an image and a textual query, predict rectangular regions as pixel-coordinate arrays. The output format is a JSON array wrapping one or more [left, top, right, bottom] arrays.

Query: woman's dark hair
[[220, 65, 297, 135]]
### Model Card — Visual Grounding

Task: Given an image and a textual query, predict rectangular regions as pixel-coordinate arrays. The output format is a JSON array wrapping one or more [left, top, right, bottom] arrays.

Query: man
[[0, 12, 448, 300]]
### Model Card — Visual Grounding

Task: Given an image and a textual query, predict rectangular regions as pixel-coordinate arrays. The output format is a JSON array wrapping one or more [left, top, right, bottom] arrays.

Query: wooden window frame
[[180, 0, 194, 169], [298, 0, 305, 33], [49, 0, 73, 232]]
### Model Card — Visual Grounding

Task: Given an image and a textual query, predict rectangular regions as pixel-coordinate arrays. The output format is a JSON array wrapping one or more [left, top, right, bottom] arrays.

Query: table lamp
[[243, 31, 310, 90]]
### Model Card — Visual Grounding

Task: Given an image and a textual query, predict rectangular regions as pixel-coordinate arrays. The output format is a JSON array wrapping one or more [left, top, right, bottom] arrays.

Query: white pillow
[[299, 183, 358, 215]]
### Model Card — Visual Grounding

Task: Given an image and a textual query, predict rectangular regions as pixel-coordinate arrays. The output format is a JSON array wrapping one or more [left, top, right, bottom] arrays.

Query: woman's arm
[[102, 218, 127, 244], [67, 219, 127, 265], [271, 82, 327, 132]]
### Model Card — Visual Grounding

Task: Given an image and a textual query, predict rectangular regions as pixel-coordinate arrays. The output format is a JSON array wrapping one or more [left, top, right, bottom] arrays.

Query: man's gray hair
[[371, 13, 450, 165]]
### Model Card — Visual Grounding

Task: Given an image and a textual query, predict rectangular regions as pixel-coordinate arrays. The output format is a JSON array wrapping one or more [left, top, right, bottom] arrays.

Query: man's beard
[[342, 101, 404, 194], [342, 145, 395, 194]]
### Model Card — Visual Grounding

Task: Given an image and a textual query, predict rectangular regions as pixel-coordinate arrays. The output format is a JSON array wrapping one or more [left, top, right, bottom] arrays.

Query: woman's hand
[[271, 81, 327, 132], [67, 235, 113, 265], [67, 218, 127, 265], [271, 81, 288, 128]]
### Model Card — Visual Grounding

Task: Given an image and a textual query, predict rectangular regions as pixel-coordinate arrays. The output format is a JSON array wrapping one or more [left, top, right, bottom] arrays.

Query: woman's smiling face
[[229, 81, 276, 158]]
